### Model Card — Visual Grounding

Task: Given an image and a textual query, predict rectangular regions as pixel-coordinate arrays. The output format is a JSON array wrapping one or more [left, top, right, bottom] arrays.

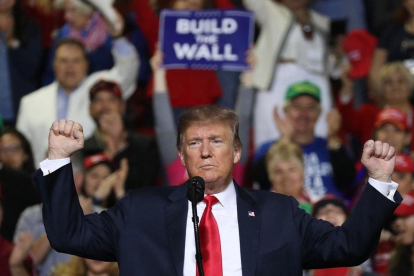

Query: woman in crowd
[[151, 48, 254, 186], [0, 0, 43, 125], [265, 140, 311, 213], [370, 0, 414, 86], [0, 127, 35, 174], [243, 0, 332, 149], [338, 62, 414, 153]]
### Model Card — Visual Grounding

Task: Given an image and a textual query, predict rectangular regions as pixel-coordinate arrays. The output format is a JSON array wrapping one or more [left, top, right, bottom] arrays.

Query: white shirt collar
[[210, 181, 237, 215]]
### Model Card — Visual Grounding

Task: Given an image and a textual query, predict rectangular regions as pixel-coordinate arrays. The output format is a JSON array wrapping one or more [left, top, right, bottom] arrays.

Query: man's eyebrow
[[186, 136, 202, 141], [208, 135, 225, 140]]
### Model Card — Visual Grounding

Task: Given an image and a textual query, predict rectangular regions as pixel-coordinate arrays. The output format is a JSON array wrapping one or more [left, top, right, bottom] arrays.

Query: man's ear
[[233, 147, 241, 164]]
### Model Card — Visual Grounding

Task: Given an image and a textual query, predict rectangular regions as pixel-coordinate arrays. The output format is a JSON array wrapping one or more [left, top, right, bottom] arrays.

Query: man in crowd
[[253, 81, 355, 202], [81, 79, 160, 190], [34, 106, 400, 275], [16, 6, 138, 166]]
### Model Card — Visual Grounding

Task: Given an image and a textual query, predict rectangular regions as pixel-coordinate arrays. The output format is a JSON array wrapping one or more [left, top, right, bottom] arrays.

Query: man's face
[[375, 123, 411, 154], [178, 122, 241, 190], [89, 90, 124, 121], [315, 204, 347, 227], [285, 96, 320, 135], [54, 44, 88, 91]]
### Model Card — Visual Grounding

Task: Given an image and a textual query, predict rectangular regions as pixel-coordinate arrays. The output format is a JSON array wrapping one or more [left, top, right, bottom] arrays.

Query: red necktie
[[197, 195, 223, 276]]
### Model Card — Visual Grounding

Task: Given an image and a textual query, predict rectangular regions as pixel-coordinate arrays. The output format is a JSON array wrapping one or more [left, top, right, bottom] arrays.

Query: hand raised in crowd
[[94, 158, 128, 201], [84, 0, 124, 37], [326, 108, 342, 138], [48, 119, 84, 160], [151, 46, 167, 93], [106, 10, 124, 37], [240, 49, 256, 88], [361, 140, 396, 183], [9, 232, 33, 268], [339, 62, 354, 100], [114, 158, 128, 199], [273, 106, 294, 142]]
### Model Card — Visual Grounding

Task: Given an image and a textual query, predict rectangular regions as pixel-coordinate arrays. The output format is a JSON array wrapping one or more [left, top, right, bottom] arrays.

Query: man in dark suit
[[34, 106, 401, 275]]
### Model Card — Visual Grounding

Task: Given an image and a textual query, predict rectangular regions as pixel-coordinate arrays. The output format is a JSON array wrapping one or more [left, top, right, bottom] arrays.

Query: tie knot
[[203, 195, 219, 208]]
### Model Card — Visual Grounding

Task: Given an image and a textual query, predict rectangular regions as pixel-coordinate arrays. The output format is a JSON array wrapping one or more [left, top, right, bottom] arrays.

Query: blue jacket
[[34, 164, 400, 275]]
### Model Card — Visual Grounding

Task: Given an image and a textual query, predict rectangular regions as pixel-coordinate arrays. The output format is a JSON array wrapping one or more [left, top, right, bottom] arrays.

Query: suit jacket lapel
[[235, 184, 260, 276], [165, 181, 190, 276]]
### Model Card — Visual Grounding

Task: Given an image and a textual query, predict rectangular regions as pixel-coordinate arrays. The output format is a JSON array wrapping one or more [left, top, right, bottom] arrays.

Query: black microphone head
[[187, 176, 205, 204]]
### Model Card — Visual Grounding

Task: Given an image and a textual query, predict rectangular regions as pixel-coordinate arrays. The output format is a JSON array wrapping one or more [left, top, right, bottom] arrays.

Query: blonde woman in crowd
[[266, 140, 312, 213], [338, 62, 414, 153]]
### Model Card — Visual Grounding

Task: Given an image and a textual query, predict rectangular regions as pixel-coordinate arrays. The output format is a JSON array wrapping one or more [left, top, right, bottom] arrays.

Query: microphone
[[187, 176, 205, 204], [187, 176, 205, 276]]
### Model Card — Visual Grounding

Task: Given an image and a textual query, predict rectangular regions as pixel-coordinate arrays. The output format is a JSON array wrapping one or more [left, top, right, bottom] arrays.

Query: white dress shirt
[[40, 158, 399, 276], [183, 181, 242, 276]]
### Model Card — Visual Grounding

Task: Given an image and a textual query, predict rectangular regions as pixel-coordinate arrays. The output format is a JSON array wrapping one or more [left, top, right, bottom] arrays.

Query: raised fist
[[361, 140, 396, 183], [48, 119, 84, 160]]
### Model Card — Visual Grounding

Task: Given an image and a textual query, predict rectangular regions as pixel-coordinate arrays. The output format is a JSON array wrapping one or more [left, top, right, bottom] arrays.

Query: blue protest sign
[[159, 9, 254, 71]]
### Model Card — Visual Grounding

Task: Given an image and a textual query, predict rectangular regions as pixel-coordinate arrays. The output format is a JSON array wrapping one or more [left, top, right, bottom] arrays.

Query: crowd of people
[[1, 0, 414, 275]]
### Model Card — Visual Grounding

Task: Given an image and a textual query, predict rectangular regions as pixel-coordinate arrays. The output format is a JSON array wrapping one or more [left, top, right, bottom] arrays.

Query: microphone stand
[[191, 183, 205, 276]]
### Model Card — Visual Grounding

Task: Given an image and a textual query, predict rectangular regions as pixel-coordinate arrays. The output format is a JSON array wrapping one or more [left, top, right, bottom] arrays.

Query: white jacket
[[17, 38, 139, 167], [243, 0, 330, 90]]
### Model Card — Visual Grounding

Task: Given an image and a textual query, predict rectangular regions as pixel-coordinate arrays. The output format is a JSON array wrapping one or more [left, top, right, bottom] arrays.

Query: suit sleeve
[[295, 184, 401, 269], [33, 164, 131, 261]]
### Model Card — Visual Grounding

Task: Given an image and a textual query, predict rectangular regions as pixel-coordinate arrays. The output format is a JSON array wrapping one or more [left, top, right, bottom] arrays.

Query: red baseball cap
[[343, 29, 377, 79], [395, 191, 414, 216], [83, 153, 114, 171], [374, 108, 408, 131], [89, 79, 122, 101], [395, 154, 414, 173]]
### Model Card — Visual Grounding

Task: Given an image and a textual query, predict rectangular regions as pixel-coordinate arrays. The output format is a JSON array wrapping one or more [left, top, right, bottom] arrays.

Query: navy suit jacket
[[34, 164, 401, 275]]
